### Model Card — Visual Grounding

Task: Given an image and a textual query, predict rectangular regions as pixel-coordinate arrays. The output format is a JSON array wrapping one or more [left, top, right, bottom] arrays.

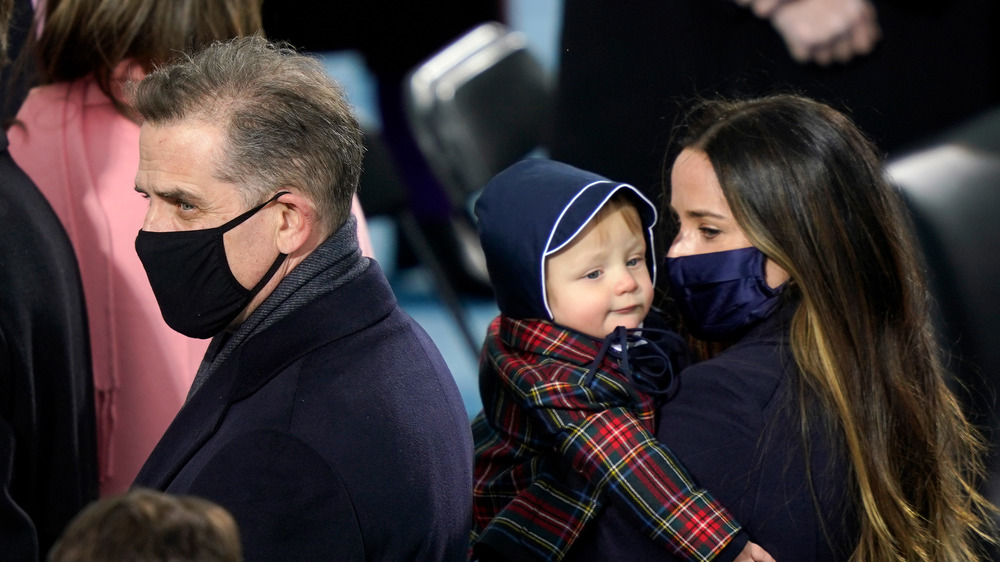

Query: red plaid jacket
[[472, 315, 743, 561]]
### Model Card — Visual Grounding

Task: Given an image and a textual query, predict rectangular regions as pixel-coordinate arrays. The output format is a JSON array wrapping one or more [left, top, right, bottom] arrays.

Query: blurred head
[[48, 488, 242, 562], [132, 35, 363, 236], [545, 194, 654, 339], [0, 0, 13, 68], [32, 0, 262, 102]]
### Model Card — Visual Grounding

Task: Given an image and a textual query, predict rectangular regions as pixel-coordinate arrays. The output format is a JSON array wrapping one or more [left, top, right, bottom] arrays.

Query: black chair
[[356, 128, 482, 357], [398, 22, 553, 357], [405, 21, 554, 213], [886, 107, 1000, 556]]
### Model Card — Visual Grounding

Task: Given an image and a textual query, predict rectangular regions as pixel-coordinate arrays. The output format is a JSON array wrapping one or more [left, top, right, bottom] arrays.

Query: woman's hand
[[734, 541, 776, 562]]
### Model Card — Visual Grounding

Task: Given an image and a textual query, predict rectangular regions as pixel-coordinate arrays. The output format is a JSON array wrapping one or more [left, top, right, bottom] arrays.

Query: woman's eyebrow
[[671, 206, 728, 220]]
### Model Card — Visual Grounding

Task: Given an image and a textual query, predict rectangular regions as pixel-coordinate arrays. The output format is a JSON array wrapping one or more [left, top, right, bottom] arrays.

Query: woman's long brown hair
[[672, 94, 996, 561]]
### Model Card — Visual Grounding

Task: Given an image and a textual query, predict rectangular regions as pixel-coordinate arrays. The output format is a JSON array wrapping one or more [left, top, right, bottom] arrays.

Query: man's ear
[[272, 190, 318, 255]]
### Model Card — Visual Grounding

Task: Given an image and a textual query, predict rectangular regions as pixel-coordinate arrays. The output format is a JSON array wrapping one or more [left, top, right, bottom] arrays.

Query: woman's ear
[[764, 257, 791, 289], [272, 190, 318, 255]]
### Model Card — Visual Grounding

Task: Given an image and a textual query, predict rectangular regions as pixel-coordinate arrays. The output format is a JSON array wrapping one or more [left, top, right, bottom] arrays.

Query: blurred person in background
[[6, 0, 372, 497], [0, 0, 97, 558], [48, 488, 242, 562], [551, 0, 999, 199]]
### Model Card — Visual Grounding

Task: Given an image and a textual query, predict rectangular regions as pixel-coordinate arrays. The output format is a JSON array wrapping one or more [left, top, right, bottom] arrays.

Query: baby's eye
[[626, 257, 641, 267], [585, 270, 601, 280]]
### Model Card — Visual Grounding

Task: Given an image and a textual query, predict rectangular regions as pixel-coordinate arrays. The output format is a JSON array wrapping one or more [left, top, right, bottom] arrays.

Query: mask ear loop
[[244, 191, 292, 296], [216, 190, 292, 233]]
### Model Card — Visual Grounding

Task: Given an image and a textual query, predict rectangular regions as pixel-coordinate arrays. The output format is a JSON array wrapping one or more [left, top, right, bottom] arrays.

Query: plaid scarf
[[472, 315, 741, 561]]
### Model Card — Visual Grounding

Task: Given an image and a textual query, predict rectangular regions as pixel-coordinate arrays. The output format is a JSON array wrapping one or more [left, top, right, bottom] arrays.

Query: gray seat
[[886, 107, 1000, 556]]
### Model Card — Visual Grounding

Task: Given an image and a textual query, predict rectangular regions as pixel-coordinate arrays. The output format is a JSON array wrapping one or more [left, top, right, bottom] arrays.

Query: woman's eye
[[699, 226, 721, 238]]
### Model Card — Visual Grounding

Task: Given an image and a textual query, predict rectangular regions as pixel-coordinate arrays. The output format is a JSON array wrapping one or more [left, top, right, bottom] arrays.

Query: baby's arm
[[526, 378, 746, 561]]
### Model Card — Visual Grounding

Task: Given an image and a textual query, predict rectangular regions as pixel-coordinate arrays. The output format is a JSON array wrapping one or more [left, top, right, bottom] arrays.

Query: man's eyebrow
[[133, 185, 206, 205]]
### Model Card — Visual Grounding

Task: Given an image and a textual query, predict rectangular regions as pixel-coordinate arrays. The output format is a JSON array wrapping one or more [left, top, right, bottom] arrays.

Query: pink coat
[[9, 73, 373, 496]]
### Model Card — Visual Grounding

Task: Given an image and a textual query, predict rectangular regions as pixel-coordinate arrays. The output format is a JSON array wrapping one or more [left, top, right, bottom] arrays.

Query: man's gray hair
[[131, 35, 364, 234]]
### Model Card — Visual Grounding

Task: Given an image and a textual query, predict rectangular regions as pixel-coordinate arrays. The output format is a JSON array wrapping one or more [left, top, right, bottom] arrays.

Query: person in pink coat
[[8, 0, 373, 496]]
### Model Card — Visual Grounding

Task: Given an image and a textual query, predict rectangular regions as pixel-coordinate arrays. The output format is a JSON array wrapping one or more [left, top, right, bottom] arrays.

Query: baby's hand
[[734, 541, 776, 562]]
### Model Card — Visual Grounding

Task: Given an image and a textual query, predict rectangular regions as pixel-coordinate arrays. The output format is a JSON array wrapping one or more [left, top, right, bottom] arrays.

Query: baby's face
[[545, 206, 653, 339]]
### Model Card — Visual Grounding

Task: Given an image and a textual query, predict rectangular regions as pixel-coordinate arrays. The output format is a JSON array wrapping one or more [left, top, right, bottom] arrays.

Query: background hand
[[734, 0, 794, 18], [765, 0, 881, 65]]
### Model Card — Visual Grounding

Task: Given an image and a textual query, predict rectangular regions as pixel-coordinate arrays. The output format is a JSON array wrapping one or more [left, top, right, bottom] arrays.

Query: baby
[[470, 159, 767, 561]]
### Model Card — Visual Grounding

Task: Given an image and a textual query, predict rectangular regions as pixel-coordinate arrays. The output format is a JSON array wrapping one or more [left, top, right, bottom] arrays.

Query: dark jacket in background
[[0, 129, 98, 561]]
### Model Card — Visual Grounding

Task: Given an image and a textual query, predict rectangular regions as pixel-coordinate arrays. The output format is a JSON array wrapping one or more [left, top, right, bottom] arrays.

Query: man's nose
[[142, 203, 168, 233]]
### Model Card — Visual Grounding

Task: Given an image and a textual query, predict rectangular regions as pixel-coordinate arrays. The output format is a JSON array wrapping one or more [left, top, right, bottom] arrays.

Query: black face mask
[[135, 191, 289, 339]]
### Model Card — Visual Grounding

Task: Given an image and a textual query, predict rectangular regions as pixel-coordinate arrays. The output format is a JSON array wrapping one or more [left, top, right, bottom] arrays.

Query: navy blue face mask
[[666, 246, 784, 341], [135, 191, 289, 339]]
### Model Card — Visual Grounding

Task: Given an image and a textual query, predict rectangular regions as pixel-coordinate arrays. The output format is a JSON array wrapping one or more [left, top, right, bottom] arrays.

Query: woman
[[568, 94, 995, 560], [7, 0, 373, 496]]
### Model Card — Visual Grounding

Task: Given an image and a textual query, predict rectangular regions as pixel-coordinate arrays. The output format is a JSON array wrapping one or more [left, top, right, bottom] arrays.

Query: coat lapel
[[130, 350, 240, 489], [132, 262, 397, 490]]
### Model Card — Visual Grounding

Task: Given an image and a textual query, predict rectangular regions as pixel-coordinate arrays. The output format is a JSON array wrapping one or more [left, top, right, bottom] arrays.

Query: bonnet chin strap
[[582, 326, 685, 398]]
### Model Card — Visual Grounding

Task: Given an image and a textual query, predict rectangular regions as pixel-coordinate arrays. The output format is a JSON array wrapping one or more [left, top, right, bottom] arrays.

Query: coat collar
[[133, 261, 396, 489]]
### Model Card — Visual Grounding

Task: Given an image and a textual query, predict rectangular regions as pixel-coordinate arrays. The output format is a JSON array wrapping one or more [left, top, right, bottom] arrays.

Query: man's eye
[[179, 202, 196, 212]]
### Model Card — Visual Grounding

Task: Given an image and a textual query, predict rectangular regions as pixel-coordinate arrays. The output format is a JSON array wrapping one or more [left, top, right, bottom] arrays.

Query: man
[[130, 36, 473, 561], [0, 0, 99, 558]]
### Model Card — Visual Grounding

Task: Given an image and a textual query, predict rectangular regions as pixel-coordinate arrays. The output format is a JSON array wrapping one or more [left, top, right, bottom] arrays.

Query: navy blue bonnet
[[475, 158, 658, 321]]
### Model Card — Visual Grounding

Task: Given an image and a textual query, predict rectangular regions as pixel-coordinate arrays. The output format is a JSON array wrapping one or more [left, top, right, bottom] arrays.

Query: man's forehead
[[139, 119, 224, 152], [136, 120, 236, 203]]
